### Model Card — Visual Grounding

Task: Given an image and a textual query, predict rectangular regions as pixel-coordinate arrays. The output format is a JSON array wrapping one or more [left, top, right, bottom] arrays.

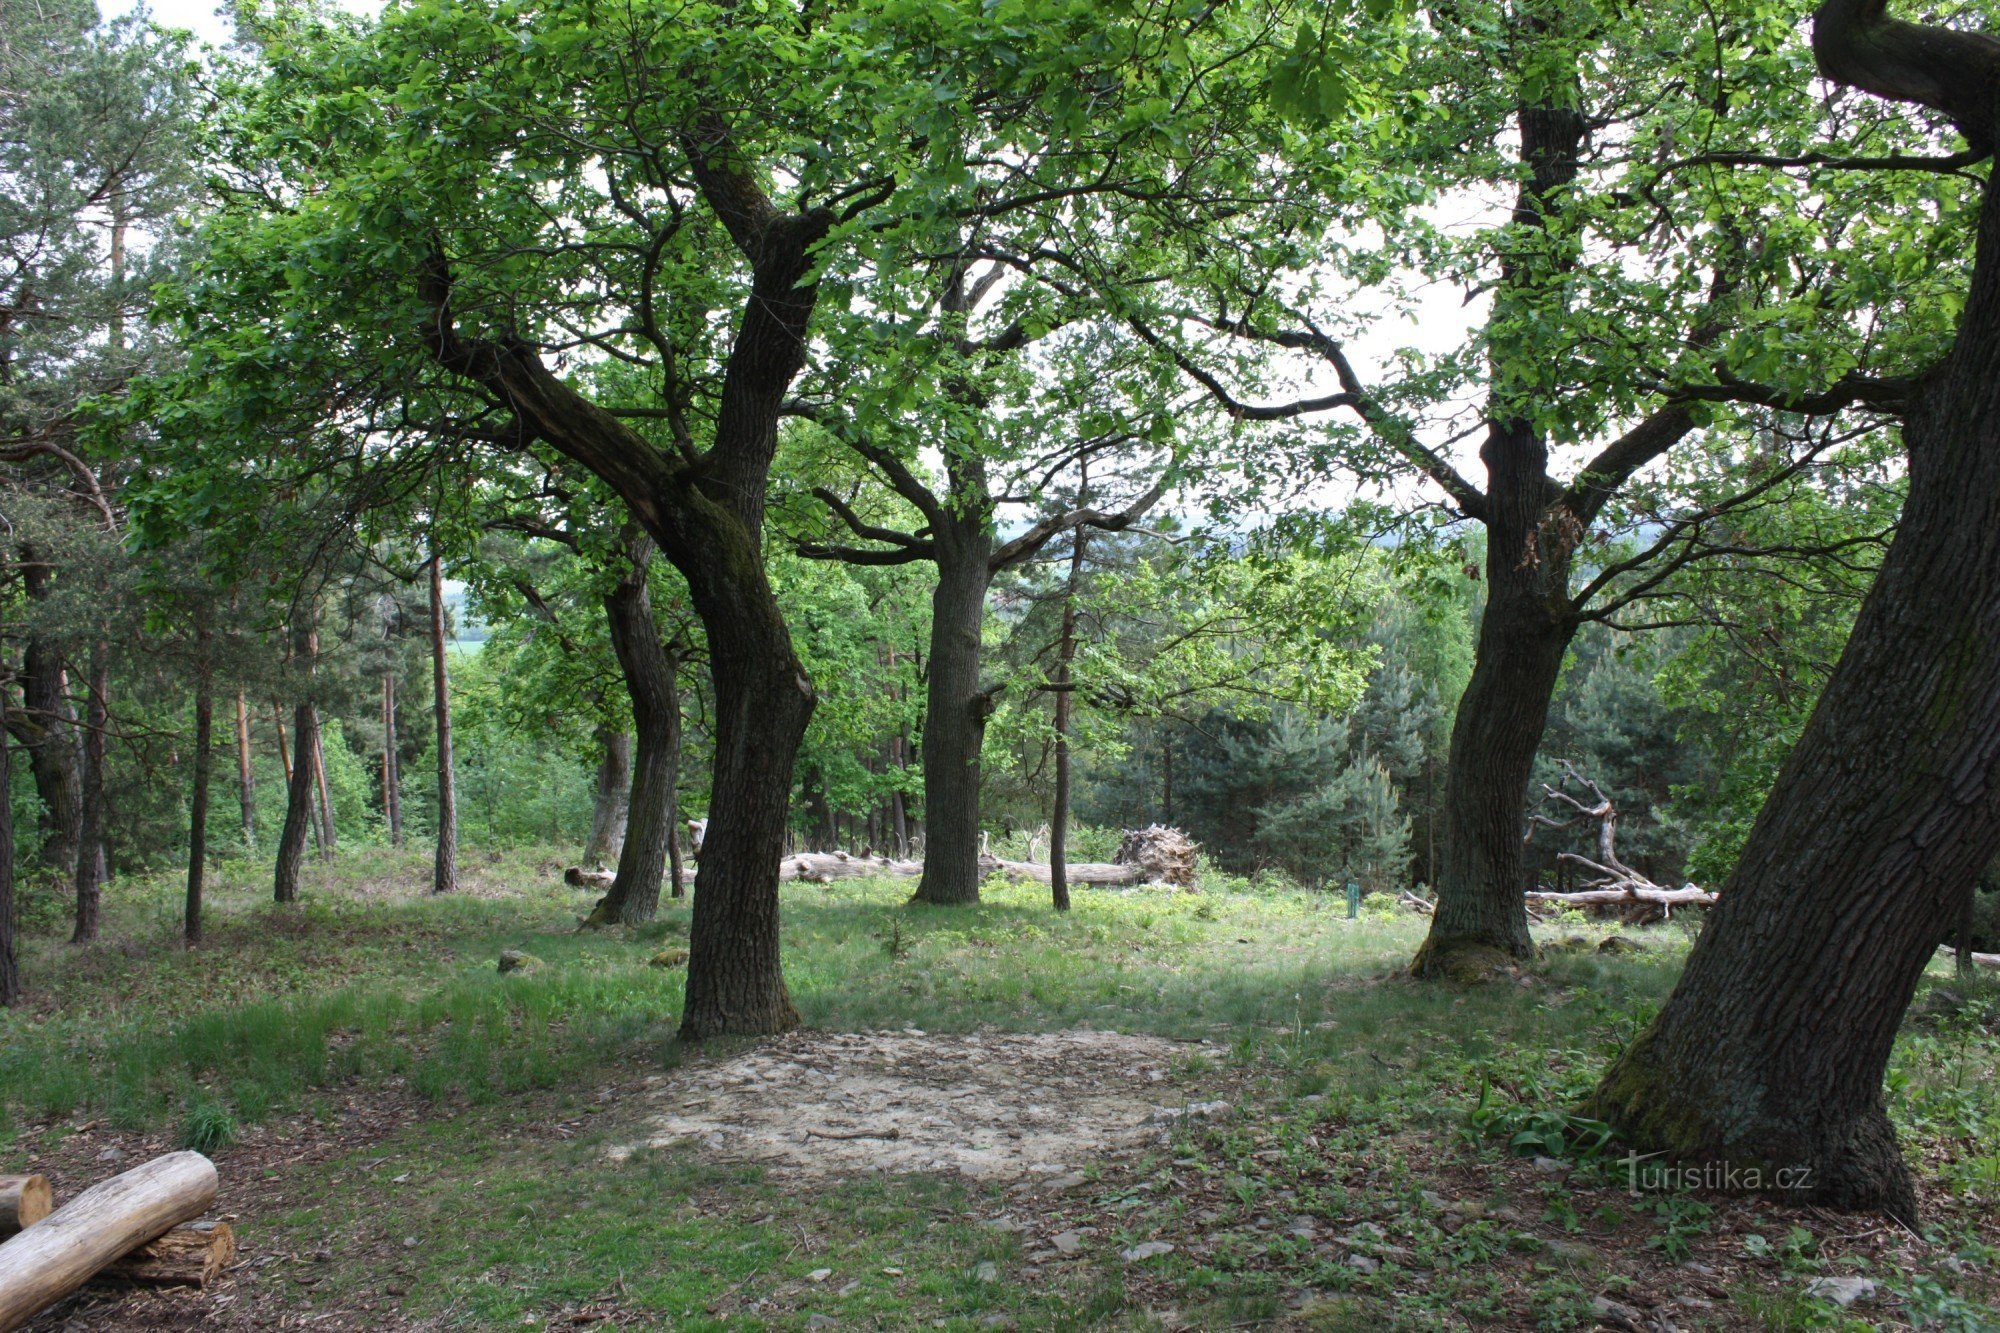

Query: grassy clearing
[[4, 849, 1997, 1330]]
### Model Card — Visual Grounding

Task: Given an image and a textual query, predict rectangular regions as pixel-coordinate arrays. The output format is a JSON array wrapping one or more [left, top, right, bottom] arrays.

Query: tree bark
[[308, 705, 335, 863], [1410, 461, 1578, 977], [272, 699, 316, 904], [912, 525, 997, 906], [185, 661, 213, 947], [71, 643, 109, 944], [584, 537, 681, 926], [0, 685, 19, 1006], [1590, 26, 2000, 1213], [234, 691, 255, 852], [381, 673, 403, 847], [12, 613, 82, 875], [428, 551, 458, 896], [583, 726, 631, 866]]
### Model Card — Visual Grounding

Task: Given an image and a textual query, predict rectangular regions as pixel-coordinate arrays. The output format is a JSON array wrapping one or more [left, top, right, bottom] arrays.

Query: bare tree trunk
[[0, 681, 21, 1005], [186, 660, 213, 947], [71, 643, 109, 943], [428, 551, 457, 896], [234, 691, 255, 851], [382, 673, 403, 847], [1050, 472, 1090, 915], [582, 726, 631, 866]]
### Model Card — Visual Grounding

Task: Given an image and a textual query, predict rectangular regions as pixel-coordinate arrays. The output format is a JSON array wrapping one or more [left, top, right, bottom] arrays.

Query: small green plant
[[1640, 1194, 1713, 1262], [177, 1094, 238, 1155]]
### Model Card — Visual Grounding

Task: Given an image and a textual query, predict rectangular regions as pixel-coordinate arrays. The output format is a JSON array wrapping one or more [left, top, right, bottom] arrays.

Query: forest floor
[[1, 848, 1996, 1331]]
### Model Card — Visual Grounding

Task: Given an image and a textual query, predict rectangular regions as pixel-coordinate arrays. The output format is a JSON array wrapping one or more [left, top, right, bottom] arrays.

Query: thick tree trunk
[[583, 727, 631, 866], [1590, 176, 2000, 1221], [381, 673, 403, 847], [272, 700, 316, 904], [428, 552, 458, 895], [912, 528, 995, 906], [1411, 82, 1588, 980], [13, 626, 82, 875], [234, 691, 255, 851], [0, 686, 19, 1006], [585, 542, 679, 926], [185, 665, 213, 947], [1411, 472, 1577, 978], [71, 643, 109, 943]]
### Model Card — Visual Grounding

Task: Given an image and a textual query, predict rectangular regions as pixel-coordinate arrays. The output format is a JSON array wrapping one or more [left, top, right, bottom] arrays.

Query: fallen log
[[1941, 945, 2000, 969], [781, 851, 921, 883], [0, 1151, 216, 1332], [92, 1220, 235, 1289], [563, 866, 614, 890], [1525, 886, 1718, 908], [978, 855, 1147, 887], [0, 1179, 50, 1238]]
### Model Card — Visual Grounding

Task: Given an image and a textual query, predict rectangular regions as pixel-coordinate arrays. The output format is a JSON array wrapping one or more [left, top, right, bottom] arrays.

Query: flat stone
[[1345, 1254, 1380, 1274], [1051, 1230, 1083, 1255], [1120, 1241, 1175, 1262], [973, 1261, 999, 1283], [1804, 1277, 1878, 1308], [808, 1268, 833, 1283]]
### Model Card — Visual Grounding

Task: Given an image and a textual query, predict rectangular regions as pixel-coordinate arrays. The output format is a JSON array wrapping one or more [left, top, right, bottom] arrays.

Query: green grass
[[4, 847, 1997, 1329]]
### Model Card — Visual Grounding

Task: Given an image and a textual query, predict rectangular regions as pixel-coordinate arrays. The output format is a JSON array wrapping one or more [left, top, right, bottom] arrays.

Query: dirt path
[[611, 1027, 1216, 1180]]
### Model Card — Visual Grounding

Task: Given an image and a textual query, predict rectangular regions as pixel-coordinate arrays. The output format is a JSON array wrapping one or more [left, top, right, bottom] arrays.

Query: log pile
[[0, 1151, 235, 1331]]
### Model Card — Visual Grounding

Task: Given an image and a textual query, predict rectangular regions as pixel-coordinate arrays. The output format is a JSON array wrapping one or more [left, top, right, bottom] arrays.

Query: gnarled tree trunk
[[1411, 431, 1578, 978], [585, 536, 682, 927], [1591, 0, 2000, 1219], [582, 726, 631, 866]]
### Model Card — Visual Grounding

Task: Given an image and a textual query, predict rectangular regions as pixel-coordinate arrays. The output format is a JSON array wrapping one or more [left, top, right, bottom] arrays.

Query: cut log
[[563, 866, 615, 890], [1526, 886, 1719, 908], [0, 1151, 216, 1332], [92, 1220, 235, 1288], [0, 1179, 49, 1238], [1940, 945, 2000, 969]]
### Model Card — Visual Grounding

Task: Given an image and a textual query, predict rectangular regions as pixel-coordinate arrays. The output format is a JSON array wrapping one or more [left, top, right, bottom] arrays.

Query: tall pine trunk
[[583, 726, 632, 866], [186, 661, 213, 946], [234, 691, 256, 851], [428, 551, 458, 896], [310, 712, 335, 862], [0, 682, 21, 1005], [381, 673, 403, 846], [1590, 144, 2000, 1224], [71, 643, 109, 943], [912, 526, 995, 906], [13, 609, 82, 874]]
